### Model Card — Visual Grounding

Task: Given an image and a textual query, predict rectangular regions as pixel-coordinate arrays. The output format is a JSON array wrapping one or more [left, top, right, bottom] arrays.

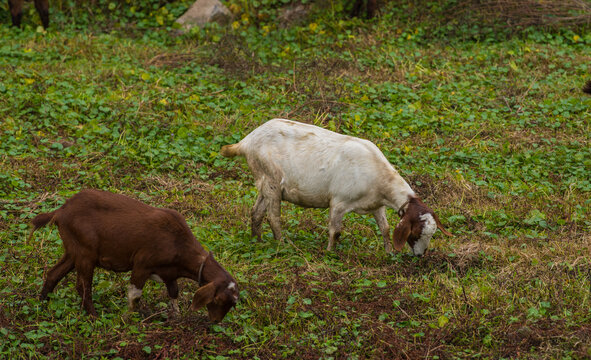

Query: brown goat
[[8, 0, 49, 28], [29, 189, 239, 322], [351, 0, 378, 19]]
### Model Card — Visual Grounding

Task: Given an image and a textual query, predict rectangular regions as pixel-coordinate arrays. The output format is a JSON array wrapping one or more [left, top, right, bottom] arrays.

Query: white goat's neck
[[385, 170, 416, 210]]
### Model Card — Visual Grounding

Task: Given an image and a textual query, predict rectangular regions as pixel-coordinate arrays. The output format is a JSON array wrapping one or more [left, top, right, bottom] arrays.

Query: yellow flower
[[309, 22, 318, 32], [573, 35, 580, 42], [159, 98, 168, 105], [229, 4, 241, 14], [241, 13, 249, 24], [232, 21, 240, 30], [262, 25, 270, 35]]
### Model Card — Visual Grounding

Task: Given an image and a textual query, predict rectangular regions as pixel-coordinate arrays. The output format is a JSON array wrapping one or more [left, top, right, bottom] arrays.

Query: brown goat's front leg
[[75, 261, 97, 316], [373, 207, 392, 253], [40, 253, 74, 300]]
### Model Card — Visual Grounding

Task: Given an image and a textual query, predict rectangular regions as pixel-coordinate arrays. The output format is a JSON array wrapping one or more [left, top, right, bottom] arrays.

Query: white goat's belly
[[280, 181, 331, 208]]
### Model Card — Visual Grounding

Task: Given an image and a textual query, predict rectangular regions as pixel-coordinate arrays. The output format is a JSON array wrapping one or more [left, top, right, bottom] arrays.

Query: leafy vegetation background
[[1, 0, 590, 358]]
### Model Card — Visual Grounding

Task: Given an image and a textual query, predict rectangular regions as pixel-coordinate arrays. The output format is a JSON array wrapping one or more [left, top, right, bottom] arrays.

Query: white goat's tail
[[220, 143, 241, 157]]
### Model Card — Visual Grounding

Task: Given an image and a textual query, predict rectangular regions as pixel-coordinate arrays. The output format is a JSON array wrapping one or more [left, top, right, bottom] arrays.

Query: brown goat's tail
[[583, 80, 591, 95], [28, 211, 57, 241], [220, 143, 241, 157]]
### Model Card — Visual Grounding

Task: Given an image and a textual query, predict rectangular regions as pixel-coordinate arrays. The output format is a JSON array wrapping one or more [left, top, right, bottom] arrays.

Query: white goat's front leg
[[373, 207, 392, 253], [327, 204, 347, 251]]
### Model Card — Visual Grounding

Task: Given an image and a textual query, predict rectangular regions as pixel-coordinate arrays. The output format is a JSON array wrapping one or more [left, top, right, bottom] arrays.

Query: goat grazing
[[8, 0, 49, 28], [221, 119, 451, 256], [29, 189, 238, 321]]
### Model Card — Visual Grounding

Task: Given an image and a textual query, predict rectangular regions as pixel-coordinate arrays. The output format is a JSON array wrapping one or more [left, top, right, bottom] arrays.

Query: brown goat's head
[[393, 197, 452, 256], [191, 254, 239, 322]]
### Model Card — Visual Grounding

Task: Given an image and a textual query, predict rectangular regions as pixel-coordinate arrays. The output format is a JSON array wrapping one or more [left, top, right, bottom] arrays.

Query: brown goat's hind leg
[[41, 254, 75, 300], [34, 0, 49, 28], [128, 268, 150, 312], [75, 261, 97, 316], [8, 0, 23, 27], [166, 280, 180, 315]]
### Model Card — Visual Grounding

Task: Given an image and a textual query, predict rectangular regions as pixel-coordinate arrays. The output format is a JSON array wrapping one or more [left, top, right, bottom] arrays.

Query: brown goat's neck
[[182, 250, 231, 287]]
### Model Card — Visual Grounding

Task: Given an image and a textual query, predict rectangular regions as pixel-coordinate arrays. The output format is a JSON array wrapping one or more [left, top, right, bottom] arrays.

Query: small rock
[[278, 4, 309, 27], [176, 0, 233, 31]]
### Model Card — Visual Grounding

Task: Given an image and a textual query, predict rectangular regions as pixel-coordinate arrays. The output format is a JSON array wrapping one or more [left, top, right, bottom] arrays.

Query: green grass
[[1, 1, 591, 358]]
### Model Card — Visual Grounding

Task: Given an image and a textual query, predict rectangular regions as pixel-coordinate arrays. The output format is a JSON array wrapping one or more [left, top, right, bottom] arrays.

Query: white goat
[[221, 119, 451, 255]]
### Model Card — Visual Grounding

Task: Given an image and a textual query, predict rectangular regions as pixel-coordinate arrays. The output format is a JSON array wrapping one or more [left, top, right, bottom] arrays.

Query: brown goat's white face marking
[[228, 282, 239, 302], [413, 213, 437, 256]]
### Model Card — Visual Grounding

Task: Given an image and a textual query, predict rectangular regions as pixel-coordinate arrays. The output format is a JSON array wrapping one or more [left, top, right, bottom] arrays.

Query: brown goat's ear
[[432, 213, 453, 236], [393, 217, 411, 251], [191, 282, 216, 311]]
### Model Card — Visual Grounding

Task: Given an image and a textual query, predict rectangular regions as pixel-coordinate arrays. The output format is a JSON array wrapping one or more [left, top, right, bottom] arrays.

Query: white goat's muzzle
[[412, 213, 437, 256]]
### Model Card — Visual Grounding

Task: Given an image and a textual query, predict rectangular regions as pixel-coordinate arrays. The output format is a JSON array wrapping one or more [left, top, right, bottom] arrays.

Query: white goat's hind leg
[[251, 193, 267, 241], [373, 207, 392, 253], [327, 205, 346, 251], [260, 179, 283, 242], [267, 196, 282, 243]]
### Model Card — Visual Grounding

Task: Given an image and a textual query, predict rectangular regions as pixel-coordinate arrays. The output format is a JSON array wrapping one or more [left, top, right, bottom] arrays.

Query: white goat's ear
[[432, 212, 453, 236], [393, 217, 411, 251], [191, 282, 216, 311]]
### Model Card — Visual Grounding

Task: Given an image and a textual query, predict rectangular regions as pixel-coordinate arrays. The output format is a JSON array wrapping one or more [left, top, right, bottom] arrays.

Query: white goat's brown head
[[393, 197, 452, 256]]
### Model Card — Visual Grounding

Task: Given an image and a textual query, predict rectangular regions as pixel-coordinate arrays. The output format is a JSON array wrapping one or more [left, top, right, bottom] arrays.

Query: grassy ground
[[1, 1, 590, 359]]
